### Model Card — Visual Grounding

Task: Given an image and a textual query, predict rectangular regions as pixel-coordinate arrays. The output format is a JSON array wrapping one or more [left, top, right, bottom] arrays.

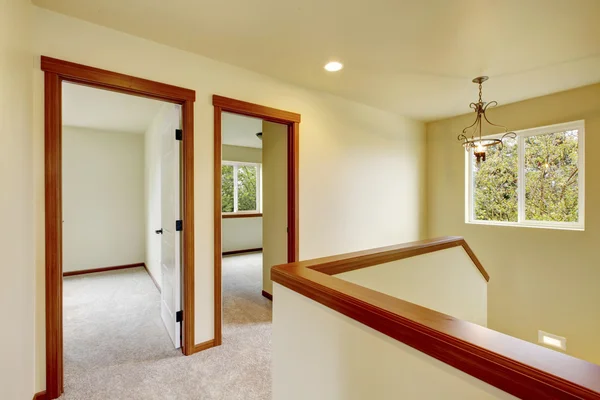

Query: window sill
[[466, 220, 584, 232], [222, 213, 263, 219]]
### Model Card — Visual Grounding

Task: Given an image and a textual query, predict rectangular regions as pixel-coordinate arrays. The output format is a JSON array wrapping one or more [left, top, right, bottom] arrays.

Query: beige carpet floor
[[61, 252, 272, 399]]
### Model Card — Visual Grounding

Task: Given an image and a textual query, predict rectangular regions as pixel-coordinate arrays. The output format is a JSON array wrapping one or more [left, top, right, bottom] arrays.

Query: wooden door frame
[[212, 95, 300, 345], [42, 56, 196, 400]]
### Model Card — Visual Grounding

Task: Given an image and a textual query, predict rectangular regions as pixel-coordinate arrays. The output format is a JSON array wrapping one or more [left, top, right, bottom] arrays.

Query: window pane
[[473, 139, 518, 222], [221, 165, 234, 213], [524, 130, 579, 222], [237, 165, 257, 211]]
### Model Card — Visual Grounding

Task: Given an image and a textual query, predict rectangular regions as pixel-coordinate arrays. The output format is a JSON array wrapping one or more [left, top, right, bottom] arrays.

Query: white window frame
[[466, 120, 585, 231], [222, 161, 262, 215]]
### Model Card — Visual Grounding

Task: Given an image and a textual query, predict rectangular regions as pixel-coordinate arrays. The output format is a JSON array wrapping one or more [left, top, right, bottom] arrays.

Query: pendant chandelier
[[457, 76, 516, 164]]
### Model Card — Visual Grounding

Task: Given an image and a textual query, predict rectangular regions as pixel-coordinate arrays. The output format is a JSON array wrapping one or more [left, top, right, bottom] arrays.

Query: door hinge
[[176, 220, 183, 231], [175, 129, 183, 141], [176, 310, 183, 323]]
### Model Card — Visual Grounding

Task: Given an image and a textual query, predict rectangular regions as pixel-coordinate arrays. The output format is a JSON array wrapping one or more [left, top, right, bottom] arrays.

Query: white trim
[[465, 120, 585, 231], [232, 164, 239, 212], [221, 161, 262, 215]]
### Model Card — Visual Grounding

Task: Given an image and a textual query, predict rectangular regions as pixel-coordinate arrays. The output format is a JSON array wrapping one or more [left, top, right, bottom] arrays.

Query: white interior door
[[161, 104, 182, 348]]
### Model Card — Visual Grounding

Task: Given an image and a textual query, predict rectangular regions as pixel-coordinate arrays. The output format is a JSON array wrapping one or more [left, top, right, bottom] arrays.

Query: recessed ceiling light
[[324, 61, 343, 72]]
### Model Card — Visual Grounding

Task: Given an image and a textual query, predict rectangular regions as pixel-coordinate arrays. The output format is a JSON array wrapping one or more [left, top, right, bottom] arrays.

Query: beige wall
[[262, 121, 288, 294], [222, 217, 262, 252], [0, 0, 35, 398], [272, 283, 515, 400], [337, 247, 487, 327], [221, 144, 263, 252], [222, 144, 261, 164], [32, 7, 427, 390], [63, 127, 145, 272], [427, 83, 600, 364]]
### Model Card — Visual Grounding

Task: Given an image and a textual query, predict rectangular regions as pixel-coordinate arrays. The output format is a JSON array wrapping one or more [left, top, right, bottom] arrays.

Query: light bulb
[[324, 61, 343, 72]]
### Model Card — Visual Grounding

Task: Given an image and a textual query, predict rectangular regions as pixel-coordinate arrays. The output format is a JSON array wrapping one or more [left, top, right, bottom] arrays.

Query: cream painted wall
[[427, 83, 600, 365], [32, 8, 426, 390], [222, 144, 262, 164], [262, 122, 288, 295], [272, 283, 515, 400], [222, 218, 263, 252], [222, 144, 263, 252], [63, 127, 145, 272], [0, 0, 35, 398], [337, 247, 487, 326]]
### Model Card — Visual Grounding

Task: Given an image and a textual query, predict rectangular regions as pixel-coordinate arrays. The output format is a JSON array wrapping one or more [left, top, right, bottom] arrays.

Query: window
[[222, 161, 261, 214], [466, 120, 584, 230]]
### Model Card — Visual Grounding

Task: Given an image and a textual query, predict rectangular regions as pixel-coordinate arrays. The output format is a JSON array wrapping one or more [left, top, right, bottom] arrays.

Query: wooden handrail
[[300, 236, 489, 281], [272, 237, 600, 400]]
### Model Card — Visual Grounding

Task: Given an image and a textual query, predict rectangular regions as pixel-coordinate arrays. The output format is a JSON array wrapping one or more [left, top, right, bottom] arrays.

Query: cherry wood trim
[[222, 213, 263, 219], [272, 238, 600, 400], [192, 339, 217, 354], [213, 95, 300, 124], [42, 57, 196, 399], [41, 57, 195, 102], [181, 99, 195, 356], [44, 71, 63, 399], [287, 122, 300, 263], [143, 263, 162, 293], [213, 105, 223, 347], [213, 95, 300, 347], [63, 262, 144, 277], [33, 390, 47, 400], [261, 290, 273, 301], [223, 248, 263, 256]]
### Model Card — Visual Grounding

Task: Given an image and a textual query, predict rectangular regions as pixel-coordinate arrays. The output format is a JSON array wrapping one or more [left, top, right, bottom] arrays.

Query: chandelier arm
[[501, 131, 517, 141], [461, 113, 481, 135], [481, 101, 509, 131]]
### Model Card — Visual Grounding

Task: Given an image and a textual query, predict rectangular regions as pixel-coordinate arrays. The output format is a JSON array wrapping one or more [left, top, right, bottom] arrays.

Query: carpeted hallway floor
[[61, 252, 271, 399]]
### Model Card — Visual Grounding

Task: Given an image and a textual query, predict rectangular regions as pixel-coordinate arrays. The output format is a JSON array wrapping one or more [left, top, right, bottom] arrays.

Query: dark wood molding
[[213, 95, 300, 348], [42, 57, 196, 399], [63, 262, 144, 277], [192, 339, 216, 354], [213, 105, 223, 347], [261, 290, 273, 301], [33, 390, 47, 400], [222, 213, 263, 219], [223, 248, 263, 256], [44, 70, 63, 399], [304, 236, 489, 281], [181, 99, 195, 357], [41, 57, 195, 102], [213, 95, 300, 124], [143, 263, 162, 293], [287, 122, 300, 263], [272, 237, 600, 400]]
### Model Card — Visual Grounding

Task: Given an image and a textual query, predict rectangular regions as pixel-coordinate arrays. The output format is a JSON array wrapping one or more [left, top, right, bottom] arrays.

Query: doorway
[[212, 95, 300, 345], [42, 57, 196, 400]]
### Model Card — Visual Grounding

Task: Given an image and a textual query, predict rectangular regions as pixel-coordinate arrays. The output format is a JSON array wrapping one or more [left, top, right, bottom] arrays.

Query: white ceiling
[[40, 0, 600, 121], [222, 112, 263, 149], [62, 82, 165, 133]]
